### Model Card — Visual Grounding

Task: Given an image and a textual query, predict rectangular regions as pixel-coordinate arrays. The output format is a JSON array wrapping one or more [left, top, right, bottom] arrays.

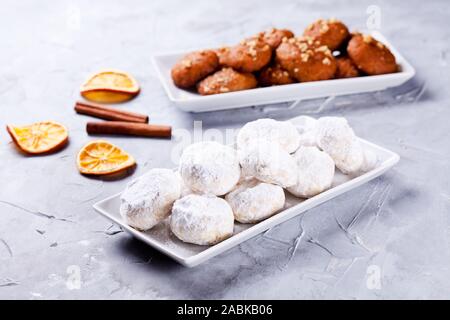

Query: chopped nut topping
[[247, 40, 257, 47], [298, 42, 308, 52], [319, 24, 329, 34], [322, 57, 331, 65], [316, 45, 329, 52], [319, 19, 330, 33], [301, 53, 309, 62], [182, 60, 192, 68], [363, 35, 373, 43]]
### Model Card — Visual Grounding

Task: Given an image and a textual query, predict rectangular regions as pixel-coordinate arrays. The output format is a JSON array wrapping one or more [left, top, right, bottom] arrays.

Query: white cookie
[[179, 141, 240, 196], [239, 139, 297, 188], [316, 117, 364, 174], [225, 178, 285, 223], [287, 146, 335, 198], [290, 115, 318, 147], [360, 148, 378, 172], [237, 118, 300, 153], [170, 194, 234, 245], [120, 168, 181, 231]]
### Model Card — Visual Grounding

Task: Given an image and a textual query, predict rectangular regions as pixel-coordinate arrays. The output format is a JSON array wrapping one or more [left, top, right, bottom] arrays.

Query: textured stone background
[[1, 0, 449, 299]]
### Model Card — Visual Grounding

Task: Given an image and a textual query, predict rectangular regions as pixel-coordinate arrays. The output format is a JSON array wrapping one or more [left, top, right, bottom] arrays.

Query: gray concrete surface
[[0, 0, 449, 299]]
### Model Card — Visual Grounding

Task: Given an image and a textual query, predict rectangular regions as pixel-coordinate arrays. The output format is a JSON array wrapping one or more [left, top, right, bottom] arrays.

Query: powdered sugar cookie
[[287, 146, 335, 198], [120, 168, 181, 231], [239, 140, 297, 188], [290, 115, 318, 147], [225, 178, 285, 223], [179, 141, 240, 196], [316, 117, 364, 174], [237, 118, 300, 153], [360, 148, 378, 172], [170, 194, 234, 245]]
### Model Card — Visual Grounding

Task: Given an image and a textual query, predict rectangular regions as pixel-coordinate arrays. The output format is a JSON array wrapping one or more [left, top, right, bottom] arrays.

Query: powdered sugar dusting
[[290, 115, 319, 147], [170, 194, 234, 245], [120, 169, 181, 231], [316, 117, 364, 174], [239, 139, 297, 188], [179, 141, 240, 196], [287, 146, 335, 198], [225, 178, 285, 223], [237, 118, 300, 153]]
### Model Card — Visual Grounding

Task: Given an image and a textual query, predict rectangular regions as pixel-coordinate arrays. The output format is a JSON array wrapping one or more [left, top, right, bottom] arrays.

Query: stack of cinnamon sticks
[[74, 101, 171, 138]]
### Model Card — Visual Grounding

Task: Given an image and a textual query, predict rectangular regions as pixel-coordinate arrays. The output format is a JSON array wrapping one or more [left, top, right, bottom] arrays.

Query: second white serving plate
[[93, 127, 399, 267], [152, 31, 415, 113]]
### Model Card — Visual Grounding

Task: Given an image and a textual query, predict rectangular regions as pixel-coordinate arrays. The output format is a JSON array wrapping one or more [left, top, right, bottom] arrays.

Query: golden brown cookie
[[262, 28, 295, 49], [347, 33, 397, 75], [304, 18, 350, 51], [258, 62, 296, 86], [171, 50, 219, 89], [276, 37, 337, 82], [335, 56, 360, 78], [217, 36, 272, 73], [197, 68, 257, 95]]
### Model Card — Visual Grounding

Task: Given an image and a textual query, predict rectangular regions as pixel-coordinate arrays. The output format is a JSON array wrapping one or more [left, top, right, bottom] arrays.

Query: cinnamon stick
[[86, 121, 172, 138], [75, 101, 149, 123]]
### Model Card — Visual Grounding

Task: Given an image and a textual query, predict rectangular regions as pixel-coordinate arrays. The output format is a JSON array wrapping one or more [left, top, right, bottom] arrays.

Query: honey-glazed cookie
[[197, 67, 257, 95], [217, 35, 272, 72], [304, 18, 350, 51], [276, 37, 337, 82], [347, 33, 397, 75], [171, 50, 219, 88]]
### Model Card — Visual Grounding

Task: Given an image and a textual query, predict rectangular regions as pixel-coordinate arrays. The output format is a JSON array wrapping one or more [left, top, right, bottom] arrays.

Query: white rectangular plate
[[93, 134, 399, 267], [152, 31, 415, 113]]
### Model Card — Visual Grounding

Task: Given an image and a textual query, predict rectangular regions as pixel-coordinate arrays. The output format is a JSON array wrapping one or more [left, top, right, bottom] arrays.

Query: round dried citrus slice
[[77, 140, 135, 175], [80, 69, 140, 103], [6, 121, 68, 154]]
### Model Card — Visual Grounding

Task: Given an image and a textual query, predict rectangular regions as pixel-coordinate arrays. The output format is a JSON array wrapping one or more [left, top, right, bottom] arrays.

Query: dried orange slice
[[77, 140, 135, 175], [80, 70, 140, 103], [6, 121, 68, 154]]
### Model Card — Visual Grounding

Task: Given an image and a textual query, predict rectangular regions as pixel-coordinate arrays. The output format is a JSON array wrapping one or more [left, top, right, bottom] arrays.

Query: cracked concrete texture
[[1, 0, 450, 299]]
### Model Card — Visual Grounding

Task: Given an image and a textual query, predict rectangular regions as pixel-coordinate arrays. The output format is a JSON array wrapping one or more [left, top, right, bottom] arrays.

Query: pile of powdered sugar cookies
[[119, 116, 377, 246]]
